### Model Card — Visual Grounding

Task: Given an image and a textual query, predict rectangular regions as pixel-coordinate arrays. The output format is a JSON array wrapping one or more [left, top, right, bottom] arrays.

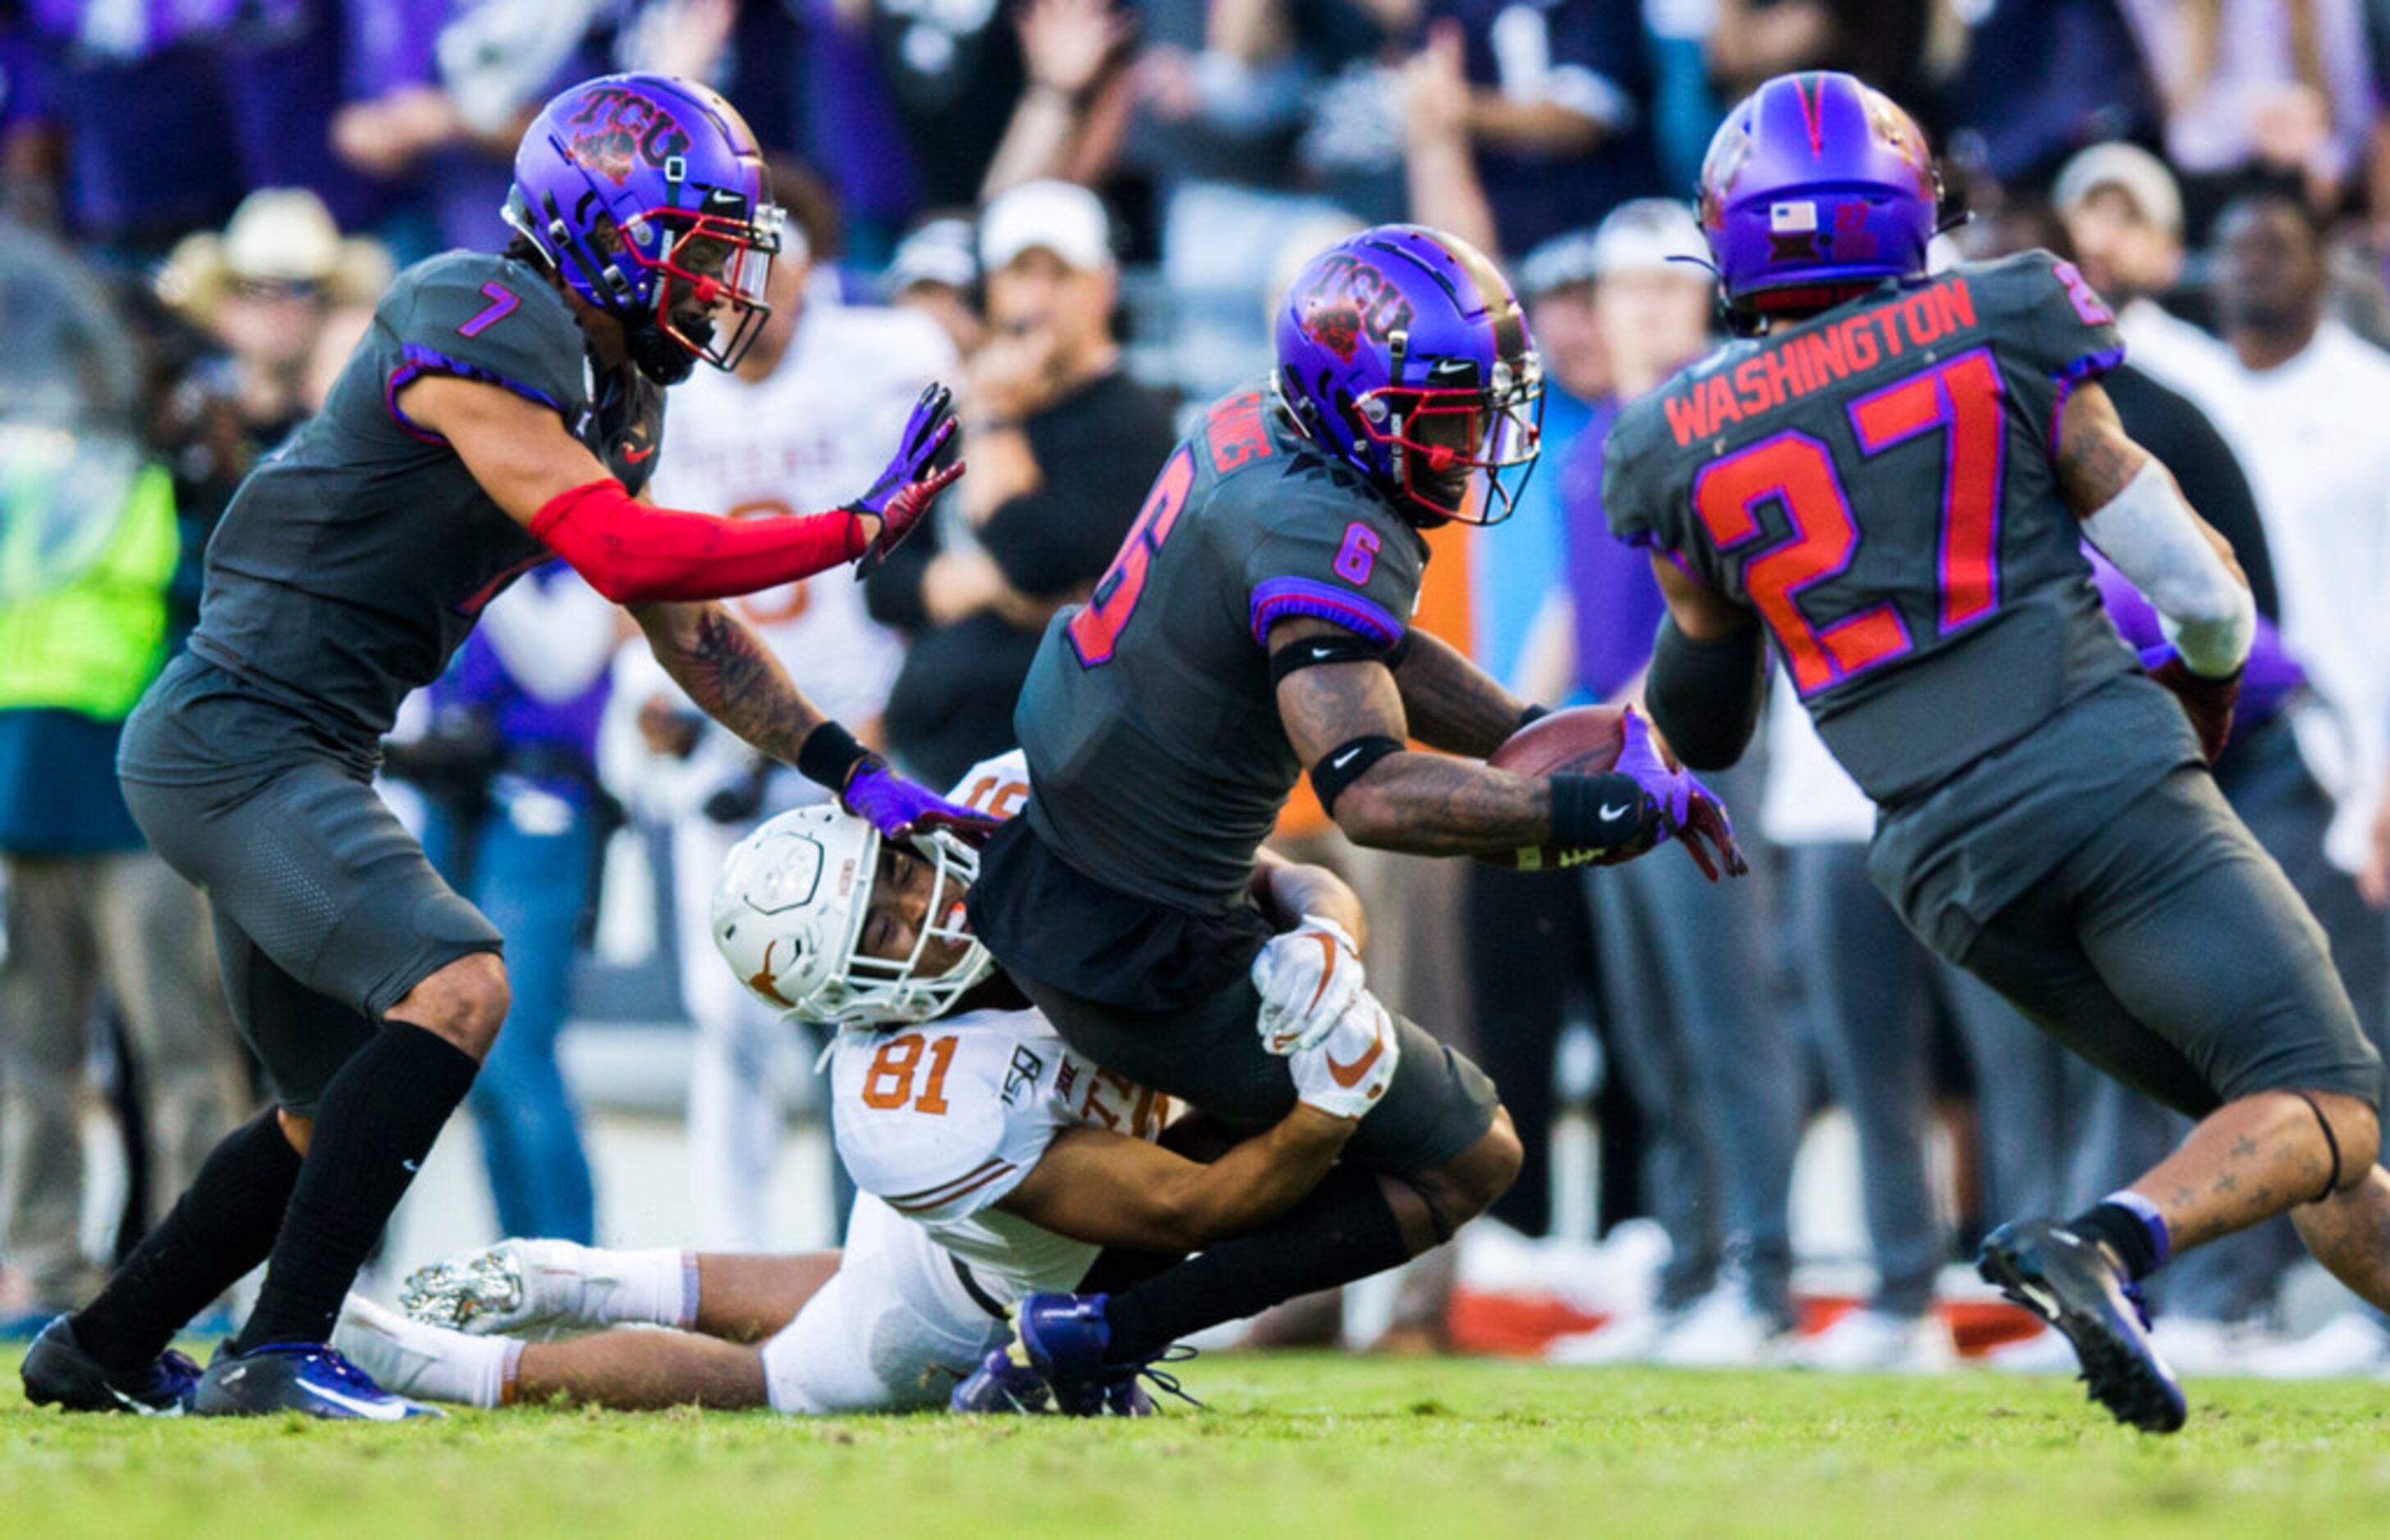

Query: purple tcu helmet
[[1275, 225, 1543, 526], [505, 73, 782, 384], [1699, 71, 1940, 327]]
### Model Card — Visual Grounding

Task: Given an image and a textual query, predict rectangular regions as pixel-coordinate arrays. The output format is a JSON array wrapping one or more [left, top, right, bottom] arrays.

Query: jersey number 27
[[1694, 348, 2007, 696]]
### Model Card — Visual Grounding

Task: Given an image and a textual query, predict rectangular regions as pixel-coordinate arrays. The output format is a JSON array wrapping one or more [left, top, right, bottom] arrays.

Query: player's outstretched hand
[[1612, 706, 1749, 882], [1289, 992, 1401, 1119], [848, 384, 965, 580], [2141, 644, 2239, 763], [1251, 914, 1366, 1055], [843, 755, 1002, 846]]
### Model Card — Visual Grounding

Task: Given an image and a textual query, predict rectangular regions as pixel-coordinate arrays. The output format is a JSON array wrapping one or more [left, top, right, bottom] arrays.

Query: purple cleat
[[949, 1294, 1197, 1418]]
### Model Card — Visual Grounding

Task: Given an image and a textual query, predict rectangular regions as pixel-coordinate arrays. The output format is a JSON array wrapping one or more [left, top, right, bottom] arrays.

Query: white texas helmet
[[710, 803, 994, 1027]]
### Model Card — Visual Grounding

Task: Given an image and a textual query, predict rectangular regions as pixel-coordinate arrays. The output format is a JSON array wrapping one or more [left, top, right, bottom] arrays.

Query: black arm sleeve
[[1645, 614, 1767, 772], [2104, 364, 2279, 623]]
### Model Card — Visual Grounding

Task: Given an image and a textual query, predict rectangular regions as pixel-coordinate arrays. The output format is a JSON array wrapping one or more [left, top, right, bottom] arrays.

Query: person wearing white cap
[[2052, 142, 2237, 403], [862, 180, 1178, 791]]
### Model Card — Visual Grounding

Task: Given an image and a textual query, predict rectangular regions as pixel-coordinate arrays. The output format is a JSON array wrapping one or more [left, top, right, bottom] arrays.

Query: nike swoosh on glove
[[1252, 914, 1366, 1055], [850, 384, 965, 580], [1289, 993, 1401, 1119], [1612, 705, 1749, 882], [842, 756, 1001, 846]]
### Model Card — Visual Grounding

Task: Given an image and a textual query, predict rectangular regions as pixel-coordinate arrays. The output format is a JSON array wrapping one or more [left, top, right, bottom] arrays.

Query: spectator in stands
[[1703, 0, 1932, 106], [1410, 2, 1659, 256], [884, 216, 988, 359], [2054, 143, 2238, 396], [1939, 0, 2160, 192], [0, 229, 249, 1324], [1543, 203, 1803, 1367], [157, 188, 393, 469], [850, 0, 1029, 211], [2116, 0, 2375, 235], [388, 570, 615, 1247], [980, 0, 1140, 199], [864, 180, 1176, 789]]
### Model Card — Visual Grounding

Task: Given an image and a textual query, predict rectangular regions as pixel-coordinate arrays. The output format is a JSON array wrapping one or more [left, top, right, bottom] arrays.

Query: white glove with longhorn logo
[[1289, 992, 1401, 1119], [1251, 914, 1366, 1056]]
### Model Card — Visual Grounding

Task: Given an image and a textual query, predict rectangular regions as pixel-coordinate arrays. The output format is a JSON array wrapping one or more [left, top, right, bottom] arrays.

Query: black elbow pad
[[1645, 615, 1766, 771]]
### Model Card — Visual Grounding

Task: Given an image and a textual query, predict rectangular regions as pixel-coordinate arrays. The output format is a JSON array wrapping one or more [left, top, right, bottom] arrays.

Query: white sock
[[583, 1247, 698, 1330], [337, 1297, 518, 1410]]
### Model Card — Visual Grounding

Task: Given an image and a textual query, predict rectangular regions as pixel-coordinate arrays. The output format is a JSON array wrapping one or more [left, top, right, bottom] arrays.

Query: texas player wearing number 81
[[1607, 70, 2388, 1434]]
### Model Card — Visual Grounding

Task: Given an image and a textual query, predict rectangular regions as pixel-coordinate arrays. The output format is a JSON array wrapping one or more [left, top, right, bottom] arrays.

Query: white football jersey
[[646, 294, 955, 729], [826, 748, 1169, 1302]]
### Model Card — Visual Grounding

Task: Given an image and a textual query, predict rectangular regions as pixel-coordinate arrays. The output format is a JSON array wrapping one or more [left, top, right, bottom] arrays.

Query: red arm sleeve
[[530, 480, 867, 604]]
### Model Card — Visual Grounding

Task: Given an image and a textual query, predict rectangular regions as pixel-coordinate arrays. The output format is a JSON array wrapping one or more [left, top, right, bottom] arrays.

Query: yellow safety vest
[[0, 463, 177, 720]]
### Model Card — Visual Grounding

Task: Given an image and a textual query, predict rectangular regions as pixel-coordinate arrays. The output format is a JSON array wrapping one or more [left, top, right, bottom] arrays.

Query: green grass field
[[8, 1349, 2390, 1539]]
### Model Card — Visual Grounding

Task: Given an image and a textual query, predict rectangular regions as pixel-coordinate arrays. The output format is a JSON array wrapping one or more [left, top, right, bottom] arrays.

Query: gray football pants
[[1788, 841, 2076, 1317], [2064, 718, 2379, 1323], [1588, 763, 1800, 1315], [0, 851, 252, 1303]]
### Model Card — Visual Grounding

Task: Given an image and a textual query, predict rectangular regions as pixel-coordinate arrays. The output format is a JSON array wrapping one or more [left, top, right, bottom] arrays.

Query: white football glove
[[1289, 992, 1401, 1119], [1252, 914, 1366, 1056]]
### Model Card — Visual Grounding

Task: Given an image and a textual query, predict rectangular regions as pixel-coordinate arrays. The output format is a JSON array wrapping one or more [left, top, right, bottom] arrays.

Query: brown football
[[1478, 705, 1628, 872]]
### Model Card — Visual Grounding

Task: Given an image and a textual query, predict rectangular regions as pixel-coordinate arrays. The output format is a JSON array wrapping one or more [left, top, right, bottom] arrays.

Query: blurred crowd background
[[10, 0, 2390, 1382]]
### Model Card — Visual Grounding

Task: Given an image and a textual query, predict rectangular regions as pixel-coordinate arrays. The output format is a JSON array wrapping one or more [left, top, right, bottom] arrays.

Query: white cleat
[[1786, 1309, 1957, 1374], [400, 1239, 612, 1338], [1650, 1287, 1795, 1369], [334, 1294, 464, 1402], [2242, 1310, 2390, 1380]]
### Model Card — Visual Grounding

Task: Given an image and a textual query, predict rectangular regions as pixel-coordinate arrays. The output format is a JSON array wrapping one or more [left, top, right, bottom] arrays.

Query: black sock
[[233, 1023, 478, 1352], [1101, 1166, 1412, 1365], [2068, 1192, 2171, 1282], [72, 1109, 304, 1371]]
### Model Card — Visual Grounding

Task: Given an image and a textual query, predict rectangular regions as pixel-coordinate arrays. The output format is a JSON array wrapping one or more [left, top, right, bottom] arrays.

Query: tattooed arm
[[1390, 627, 1534, 757], [1272, 617, 1561, 857], [629, 599, 831, 766]]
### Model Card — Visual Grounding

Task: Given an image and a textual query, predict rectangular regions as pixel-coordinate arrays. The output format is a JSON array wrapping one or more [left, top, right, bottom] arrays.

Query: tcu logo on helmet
[[1297, 254, 1416, 364], [563, 86, 695, 186]]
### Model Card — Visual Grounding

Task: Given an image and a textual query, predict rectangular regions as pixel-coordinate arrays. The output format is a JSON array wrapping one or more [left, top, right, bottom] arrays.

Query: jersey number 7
[[1692, 348, 2007, 696]]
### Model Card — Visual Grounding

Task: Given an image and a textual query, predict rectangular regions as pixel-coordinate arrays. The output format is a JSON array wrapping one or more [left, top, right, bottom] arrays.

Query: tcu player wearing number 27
[[21, 74, 981, 1423], [1608, 71, 2388, 1434], [960, 225, 1748, 1410]]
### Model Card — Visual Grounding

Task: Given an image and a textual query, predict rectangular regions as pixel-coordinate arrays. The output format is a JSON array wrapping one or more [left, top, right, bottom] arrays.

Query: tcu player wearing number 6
[[21, 73, 987, 1422], [329, 750, 1400, 1415], [962, 225, 1747, 1411], [1608, 71, 2387, 1433]]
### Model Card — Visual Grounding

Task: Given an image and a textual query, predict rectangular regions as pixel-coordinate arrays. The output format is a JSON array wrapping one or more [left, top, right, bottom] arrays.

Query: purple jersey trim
[[385, 344, 568, 445], [1249, 576, 1406, 649], [2047, 344, 2126, 450]]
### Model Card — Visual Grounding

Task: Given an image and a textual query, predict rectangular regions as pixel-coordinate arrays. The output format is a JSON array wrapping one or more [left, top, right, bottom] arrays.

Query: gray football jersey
[[182, 250, 664, 751], [1606, 250, 2141, 805], [1015, 380, 1426, 913]]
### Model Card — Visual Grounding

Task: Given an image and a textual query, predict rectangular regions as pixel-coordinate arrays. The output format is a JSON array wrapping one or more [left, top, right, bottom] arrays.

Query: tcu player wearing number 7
[[329, 750, 1400, 1415], [1607, 72, 2386, 1433], [21, 74, 987, 1422], [961, 225, 1747, 1412]]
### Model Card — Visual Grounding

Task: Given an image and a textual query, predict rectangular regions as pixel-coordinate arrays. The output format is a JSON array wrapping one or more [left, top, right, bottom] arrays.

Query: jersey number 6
[[1068, 448, 1197, 667], [1693, 347, 2007, 696]]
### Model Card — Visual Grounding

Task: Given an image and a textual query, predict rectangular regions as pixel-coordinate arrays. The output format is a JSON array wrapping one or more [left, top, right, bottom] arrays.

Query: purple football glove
[[842, 755, 1001, 846], [849, 384, 965, 580], [1612, 706, 1749, 882]]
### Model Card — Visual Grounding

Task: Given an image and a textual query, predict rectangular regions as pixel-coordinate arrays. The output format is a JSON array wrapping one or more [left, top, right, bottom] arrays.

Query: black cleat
[[1977, 1218, 2187, 1433], [193, 1340, 442, 1419], [19, 1314, 201, 1415]]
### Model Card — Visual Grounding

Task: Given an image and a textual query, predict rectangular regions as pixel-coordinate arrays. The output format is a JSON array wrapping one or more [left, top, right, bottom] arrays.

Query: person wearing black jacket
[[866, 180, 1178, 789]]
